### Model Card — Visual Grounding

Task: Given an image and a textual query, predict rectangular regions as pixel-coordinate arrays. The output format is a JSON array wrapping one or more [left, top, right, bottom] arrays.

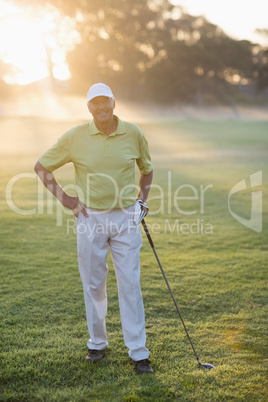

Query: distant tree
[[253, 29, 268, 91], [65, 3, 254, 103], [134, 13, 254, 103], [65, 0, 175, 98], [12, 0, 257, 103]]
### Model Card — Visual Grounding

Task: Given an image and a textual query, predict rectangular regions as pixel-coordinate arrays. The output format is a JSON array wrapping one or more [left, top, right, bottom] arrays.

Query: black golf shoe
[[134, 359, 154, 374], [85, 348, 106, 363]]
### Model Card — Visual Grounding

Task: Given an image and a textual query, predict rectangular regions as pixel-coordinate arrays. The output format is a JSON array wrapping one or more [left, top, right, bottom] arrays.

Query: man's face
[[87, 96, 115, 124]]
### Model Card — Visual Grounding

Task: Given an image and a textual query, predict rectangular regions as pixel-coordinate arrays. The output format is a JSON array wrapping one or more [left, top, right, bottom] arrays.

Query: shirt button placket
[[104, 135, 111, 156]]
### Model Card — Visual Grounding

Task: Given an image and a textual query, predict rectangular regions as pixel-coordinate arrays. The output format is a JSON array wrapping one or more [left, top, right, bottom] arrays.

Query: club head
[[199, 363, 215, 370]]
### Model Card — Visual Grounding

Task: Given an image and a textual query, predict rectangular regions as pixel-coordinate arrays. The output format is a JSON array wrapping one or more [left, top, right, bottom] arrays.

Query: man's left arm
[[137, 170, 153, 203]]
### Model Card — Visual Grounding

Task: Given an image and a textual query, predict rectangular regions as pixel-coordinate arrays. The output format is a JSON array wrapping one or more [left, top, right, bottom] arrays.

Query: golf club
[[141, 219, 215, 370]]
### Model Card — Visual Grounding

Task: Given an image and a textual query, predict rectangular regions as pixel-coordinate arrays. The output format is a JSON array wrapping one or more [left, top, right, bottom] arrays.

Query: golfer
[[34, 83, 154, 374]]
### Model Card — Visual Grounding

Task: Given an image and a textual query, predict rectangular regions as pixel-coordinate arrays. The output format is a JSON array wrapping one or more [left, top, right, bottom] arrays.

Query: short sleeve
[[38, 131, 72, 172], [136, 130, 153, 175]]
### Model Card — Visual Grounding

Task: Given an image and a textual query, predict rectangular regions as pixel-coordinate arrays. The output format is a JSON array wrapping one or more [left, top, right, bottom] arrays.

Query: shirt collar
[[89, 115, 126, 136]]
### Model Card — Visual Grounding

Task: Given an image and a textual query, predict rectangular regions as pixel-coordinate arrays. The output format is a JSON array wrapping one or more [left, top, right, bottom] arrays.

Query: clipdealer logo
[[228, 170, 262, 233], [5, 170, 263, 233]]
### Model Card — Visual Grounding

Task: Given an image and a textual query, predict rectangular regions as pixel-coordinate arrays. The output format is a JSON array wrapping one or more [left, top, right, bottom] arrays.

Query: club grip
[[141, 219, 154, 249]]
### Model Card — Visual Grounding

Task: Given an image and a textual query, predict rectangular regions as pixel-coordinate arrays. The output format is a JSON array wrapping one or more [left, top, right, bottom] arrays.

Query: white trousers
[[76, 205, 150, 361]]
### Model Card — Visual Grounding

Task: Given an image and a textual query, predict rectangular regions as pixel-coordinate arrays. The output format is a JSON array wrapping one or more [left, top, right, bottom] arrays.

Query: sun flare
[[0, 1, 80, 85]]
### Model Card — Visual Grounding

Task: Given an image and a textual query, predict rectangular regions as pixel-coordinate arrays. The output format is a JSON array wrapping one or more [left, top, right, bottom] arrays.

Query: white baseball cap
[[86, 83, 114, 102]]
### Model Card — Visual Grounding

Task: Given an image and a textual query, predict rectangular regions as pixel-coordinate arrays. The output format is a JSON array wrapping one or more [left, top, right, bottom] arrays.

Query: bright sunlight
[[0, 1, 81, 85]]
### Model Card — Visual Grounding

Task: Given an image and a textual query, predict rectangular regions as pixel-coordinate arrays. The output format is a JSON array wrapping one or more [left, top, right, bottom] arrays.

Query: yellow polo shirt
[[39, 116, 152, 209]]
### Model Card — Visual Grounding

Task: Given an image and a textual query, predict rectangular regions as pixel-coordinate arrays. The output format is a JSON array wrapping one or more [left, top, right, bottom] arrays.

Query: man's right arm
[[34, 161, 88, 217]]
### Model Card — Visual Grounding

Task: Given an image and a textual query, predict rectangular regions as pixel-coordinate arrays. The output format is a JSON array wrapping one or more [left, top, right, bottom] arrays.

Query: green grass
[[0, 118, 267, 401]]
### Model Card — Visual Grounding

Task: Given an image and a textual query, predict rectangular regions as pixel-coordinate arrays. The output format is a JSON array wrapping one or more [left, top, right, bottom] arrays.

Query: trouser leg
[[76, 212, 109, 350], [109, 210, 150, 361]]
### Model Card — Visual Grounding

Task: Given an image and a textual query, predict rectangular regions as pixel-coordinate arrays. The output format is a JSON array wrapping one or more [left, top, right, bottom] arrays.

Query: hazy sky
[[172, 0, 268, 44]]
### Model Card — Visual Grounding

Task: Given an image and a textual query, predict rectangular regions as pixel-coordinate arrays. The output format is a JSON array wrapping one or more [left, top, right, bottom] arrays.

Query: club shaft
[[142, 219, 201, 365]]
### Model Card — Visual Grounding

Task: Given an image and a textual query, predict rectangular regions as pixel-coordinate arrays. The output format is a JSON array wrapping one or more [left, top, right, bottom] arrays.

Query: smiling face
[[87, 96, 115, 126]]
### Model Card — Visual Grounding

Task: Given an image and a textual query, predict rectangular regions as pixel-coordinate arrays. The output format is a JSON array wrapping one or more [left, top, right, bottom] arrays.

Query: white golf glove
[[133, 199, 149, 225]]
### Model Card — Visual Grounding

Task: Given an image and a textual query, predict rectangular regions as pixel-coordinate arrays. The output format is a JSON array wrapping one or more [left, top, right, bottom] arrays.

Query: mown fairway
[[0, 116, 267, 401]]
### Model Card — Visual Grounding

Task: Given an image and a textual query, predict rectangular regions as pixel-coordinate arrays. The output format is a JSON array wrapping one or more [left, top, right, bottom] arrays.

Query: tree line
[[4, 0, 268, 104]]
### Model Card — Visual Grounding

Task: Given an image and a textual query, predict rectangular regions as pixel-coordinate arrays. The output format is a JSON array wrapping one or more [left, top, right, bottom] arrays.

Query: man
[[34, 83, 154, 374]]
